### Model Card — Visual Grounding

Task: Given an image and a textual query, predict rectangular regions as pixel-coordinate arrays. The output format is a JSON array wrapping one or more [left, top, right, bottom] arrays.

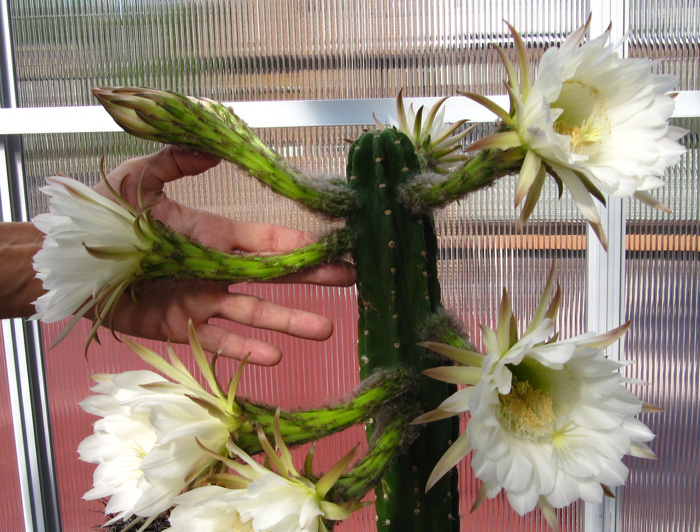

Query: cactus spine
[[347, 129, 459, 531]]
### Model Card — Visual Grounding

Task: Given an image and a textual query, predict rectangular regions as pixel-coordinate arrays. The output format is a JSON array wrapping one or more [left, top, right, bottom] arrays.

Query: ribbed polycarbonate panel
[[621, 118, 699, 532], [627, 0, 700, 91], [10, 0, 587, 105], [6, 1, 698, 532]]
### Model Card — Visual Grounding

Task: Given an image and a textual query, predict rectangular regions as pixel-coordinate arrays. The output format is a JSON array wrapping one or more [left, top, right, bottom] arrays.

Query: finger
[[218, 220, 319, 253], [216, 292, 334, 341], [102, 146, 221, 207], [137, 145, 221, 188], [193, 322, 283, 366]]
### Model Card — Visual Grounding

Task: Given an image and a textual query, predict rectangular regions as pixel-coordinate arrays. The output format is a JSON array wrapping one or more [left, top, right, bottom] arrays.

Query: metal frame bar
[[1, 1, 62, 531], [585, 2, 630, 531], [0, 92, 697, 135]]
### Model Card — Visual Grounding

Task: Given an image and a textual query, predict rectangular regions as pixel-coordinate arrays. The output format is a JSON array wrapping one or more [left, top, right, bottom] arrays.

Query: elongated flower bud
[[93, 87, 355, 216]]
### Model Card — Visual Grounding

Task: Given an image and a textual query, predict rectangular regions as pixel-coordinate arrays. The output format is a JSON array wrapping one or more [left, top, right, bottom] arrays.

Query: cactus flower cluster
[[31, 19, 685, 532]]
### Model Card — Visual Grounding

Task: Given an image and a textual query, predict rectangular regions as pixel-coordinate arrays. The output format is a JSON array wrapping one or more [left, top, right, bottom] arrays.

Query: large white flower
[[200, 413, 359, 532], [32, 174, 348, 351], [78, 352, 234, 527], [416, 267, 657, 529], [464, 19, 686, 248], [32, 174, 162, 346], [166, 486, 254, 532]]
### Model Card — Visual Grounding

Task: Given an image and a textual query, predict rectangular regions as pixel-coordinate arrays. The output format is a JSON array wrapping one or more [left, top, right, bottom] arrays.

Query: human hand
[[93, 145, 356, 365]]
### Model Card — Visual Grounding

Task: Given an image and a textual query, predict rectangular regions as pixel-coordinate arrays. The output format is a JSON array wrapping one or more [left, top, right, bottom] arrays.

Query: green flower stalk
[[331, 410, 413, 503], [235, 368, 414, 453], [93, 87, 355, 217], [125, 324, 412, 455], [401, 147, 523, 211], [32, 174, 351, 350]]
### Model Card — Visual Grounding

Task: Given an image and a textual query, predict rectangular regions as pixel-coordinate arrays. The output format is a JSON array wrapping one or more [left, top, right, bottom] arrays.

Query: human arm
[[2, 146, 356, 365]]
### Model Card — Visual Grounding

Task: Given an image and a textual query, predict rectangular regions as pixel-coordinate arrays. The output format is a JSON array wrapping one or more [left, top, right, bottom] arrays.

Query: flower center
[[553, 80, 611, 154], [498, 377, 555, 440], [498, 358, 577, 441]]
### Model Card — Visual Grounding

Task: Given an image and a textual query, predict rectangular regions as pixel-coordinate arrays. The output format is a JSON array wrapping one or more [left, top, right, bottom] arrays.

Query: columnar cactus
[[346, 129, 458, 530]]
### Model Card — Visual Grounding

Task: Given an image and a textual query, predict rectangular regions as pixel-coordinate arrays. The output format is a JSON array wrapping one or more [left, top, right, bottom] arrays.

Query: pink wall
[[0, 326, 26, 530]]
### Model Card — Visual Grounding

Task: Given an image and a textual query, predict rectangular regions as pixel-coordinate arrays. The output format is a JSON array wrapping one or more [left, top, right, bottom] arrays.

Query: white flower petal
[[78, 371, 228, 522], [32, 175, 155, 324]]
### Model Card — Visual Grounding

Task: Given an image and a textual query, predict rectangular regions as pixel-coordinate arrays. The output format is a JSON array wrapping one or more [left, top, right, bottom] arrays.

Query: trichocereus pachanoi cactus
[[37, 18, 685, 531], [91, 86, 518, 531]]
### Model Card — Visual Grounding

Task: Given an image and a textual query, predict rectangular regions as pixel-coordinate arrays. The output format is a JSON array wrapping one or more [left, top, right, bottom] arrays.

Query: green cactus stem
[[347, 129, 459, 532], [140, 222, 353, 283], [235, 368, 413, 454], [93, 87, 355, 217], [401, 148, 522, 211]]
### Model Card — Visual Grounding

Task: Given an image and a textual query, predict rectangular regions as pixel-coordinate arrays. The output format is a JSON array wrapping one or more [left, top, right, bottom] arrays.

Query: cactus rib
[[347, 129, 459, 532]]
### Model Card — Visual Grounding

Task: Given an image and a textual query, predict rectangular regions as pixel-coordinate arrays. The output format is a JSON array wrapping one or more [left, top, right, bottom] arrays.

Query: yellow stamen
[[498, 379, 555, 440]]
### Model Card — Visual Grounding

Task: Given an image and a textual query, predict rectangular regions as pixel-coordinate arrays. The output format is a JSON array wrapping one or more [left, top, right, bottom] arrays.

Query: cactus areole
[[347, 129, 459, 531]]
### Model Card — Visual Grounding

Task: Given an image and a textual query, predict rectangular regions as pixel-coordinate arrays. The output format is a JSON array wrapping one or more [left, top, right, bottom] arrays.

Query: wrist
[[0, 222, 45, 319]]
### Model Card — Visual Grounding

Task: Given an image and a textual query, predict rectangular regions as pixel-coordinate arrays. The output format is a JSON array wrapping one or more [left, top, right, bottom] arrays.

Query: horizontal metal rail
[[1, 92, 698, 135]]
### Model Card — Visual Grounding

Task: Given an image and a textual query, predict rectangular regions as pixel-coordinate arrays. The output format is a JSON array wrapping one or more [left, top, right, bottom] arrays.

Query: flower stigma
[[499, 378, 555, 440]]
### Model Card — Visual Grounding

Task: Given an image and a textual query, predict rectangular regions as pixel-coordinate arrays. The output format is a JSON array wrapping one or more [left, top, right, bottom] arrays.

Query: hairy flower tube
[[192, 412, 362, 532], [464, 19, 686, 248], [92, 87, 355, 216], [415, 267, 657, 530], [32, 174, 351, 349]]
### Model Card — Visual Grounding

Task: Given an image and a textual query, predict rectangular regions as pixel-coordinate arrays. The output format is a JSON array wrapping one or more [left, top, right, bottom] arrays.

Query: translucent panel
[[621, 118, 700, 532], [0, 328, 26, 530], [627, 0, 700, 90], [10, 0, 587, 106]]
